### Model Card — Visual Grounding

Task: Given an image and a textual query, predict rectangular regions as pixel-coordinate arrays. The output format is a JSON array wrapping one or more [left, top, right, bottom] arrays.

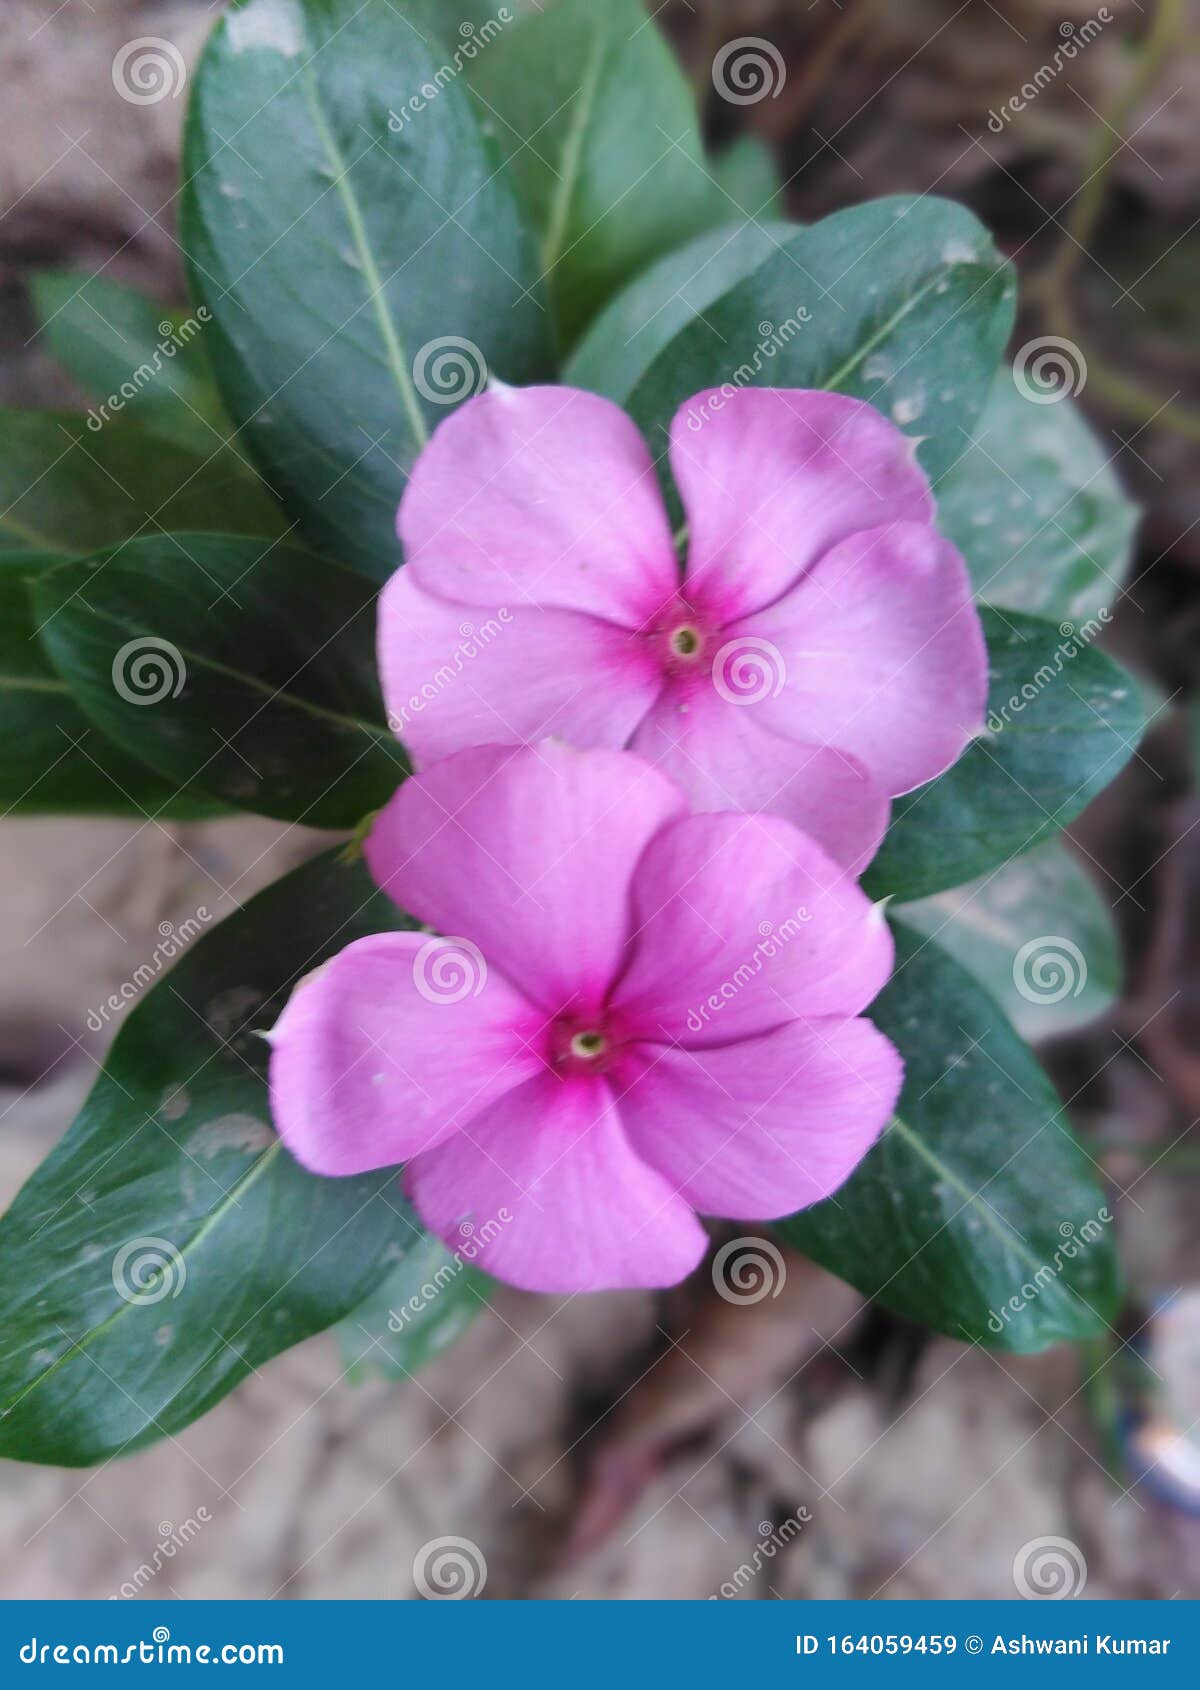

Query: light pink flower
[[268, 743, 901, 1294], [379, 385, 987, 874]]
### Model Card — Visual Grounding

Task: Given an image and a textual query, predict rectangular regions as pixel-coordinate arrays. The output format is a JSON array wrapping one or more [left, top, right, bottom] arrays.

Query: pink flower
[[379, 385, 987, 874], [268, 743, 902, 1294]]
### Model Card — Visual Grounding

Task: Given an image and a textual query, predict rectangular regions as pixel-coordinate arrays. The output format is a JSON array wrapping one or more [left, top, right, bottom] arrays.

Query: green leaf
[[29, 271, 228, 453], [34, 534, 407, 828], [0, 850, 422, 1467], [337, 1234, 492, 1383], [182, 0, 552, 582], [619, 195, 1016, 488], [0, 411, 284, 558], [779, 920, 1121, 1351], [864, 607, 1147, 903], [465, 0, 725, 347], [936, 371, 1139, 621], [898, 838, 1121, 1041], [564, 219, 793, 404], [709, 135, 784, 218], [0, 553, 221, 818]]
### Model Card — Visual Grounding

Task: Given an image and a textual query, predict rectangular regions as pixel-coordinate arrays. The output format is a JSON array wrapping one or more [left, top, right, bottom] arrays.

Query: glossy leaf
[[565, 220, 793, 405], [465, 0, 725, 346], [182, 0, 552, 581], [779, 920, 1121, 1351], [0, 410, 283, 557], [338, 1234, 492, 1383], [29, 270, 227, 452], [936, 371, 1138, 620], [621, 195, 1015, 487], [899, 838, 1121, 1041], [0, 553, 220, 818], [34, 534, 407, 827], [0, 851, 422, 1467], [865, 608, 1147, 903]]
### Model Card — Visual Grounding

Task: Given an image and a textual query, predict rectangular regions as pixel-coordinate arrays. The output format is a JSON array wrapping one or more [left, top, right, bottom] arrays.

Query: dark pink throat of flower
[[654, 600, 716, 682]]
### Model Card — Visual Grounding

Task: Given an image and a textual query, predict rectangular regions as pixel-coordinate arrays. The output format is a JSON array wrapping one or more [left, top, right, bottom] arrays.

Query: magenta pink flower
[[379, 385, 987, 874], [268, 743, 902, 1293]]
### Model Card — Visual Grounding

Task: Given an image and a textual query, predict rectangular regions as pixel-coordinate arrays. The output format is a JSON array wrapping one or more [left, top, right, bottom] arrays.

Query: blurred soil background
[[1, 0, 1199, 1599]]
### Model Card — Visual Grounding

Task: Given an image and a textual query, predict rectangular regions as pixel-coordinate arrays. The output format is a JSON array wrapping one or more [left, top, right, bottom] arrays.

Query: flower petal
[[405, 1071, 708, 1293], [399, 385, 679, 625], [671, 388, 932, 620], [630, 679, 889, 873], [268, 933, 543, 1176], [611, 811, 893, 1043], [614, 1018, 902, 1217], [377, 567, 661, 768], [365, 742, 687, 1013], [734, 521, 988, 793]]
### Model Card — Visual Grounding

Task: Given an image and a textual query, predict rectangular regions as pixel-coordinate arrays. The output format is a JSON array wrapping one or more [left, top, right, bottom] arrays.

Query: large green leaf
[[864, 608, 1147, 903], [0, 851, 423, 1467], [182, 0, 552, 581], [898, 838, 1121, 1042], [0, 410, 283, 556], [564, 220, 793, 404], [0, 553, 220, 818], [465, 0, 726, 348], [709, 136, 784, 220], [337, 1234, 492, 1384], [29, 271, 228, 453], [34, 534, 407, 827], [936, 371, 1139, 621], [779, 921, 1121, 1351], [620, 196, 1015, 488]]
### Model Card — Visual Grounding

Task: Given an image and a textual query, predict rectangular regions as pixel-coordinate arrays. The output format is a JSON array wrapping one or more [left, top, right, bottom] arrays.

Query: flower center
[[668, 624, 703, 660], [569, 1029, 607, 1061], [551, 1016, 619, 1075]]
